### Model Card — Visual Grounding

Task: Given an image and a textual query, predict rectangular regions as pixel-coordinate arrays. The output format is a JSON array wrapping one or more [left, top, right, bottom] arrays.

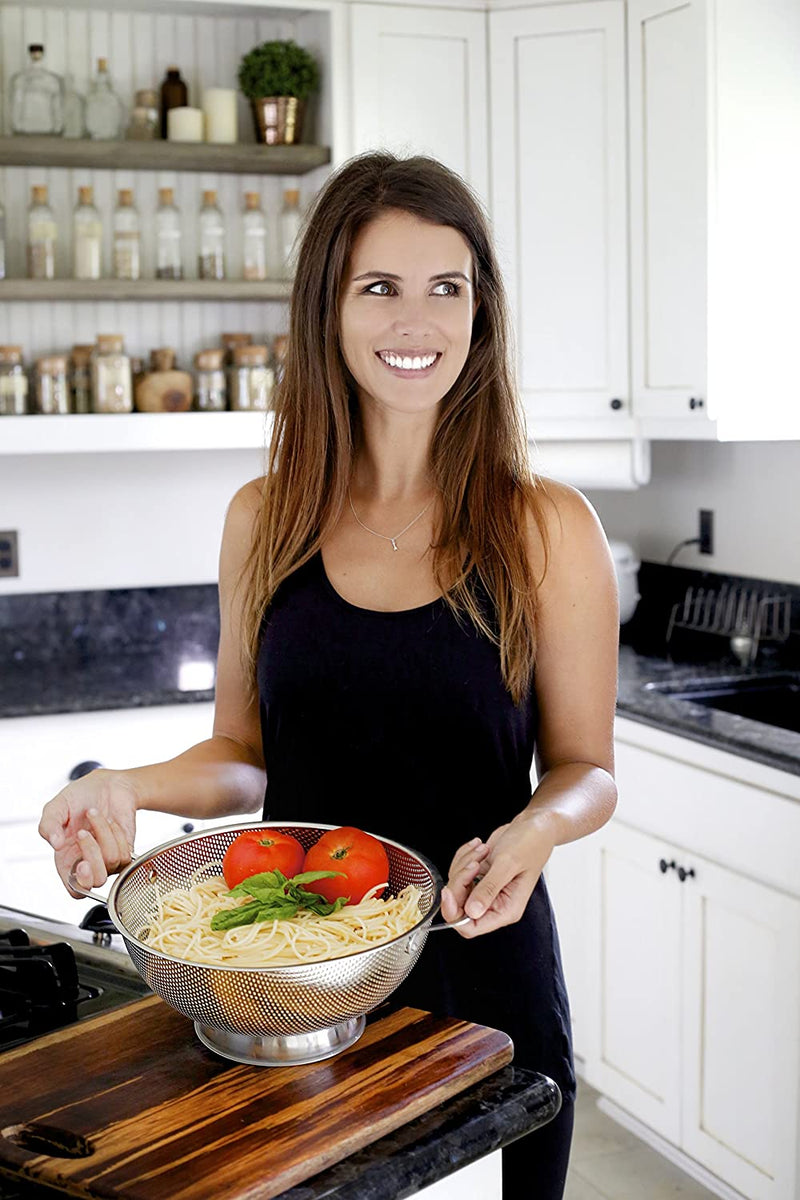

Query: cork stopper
[[96, 334, 124, 354], [194, 348, 225, 370], [70, 344, 94, 366], [78, 185, 94, 206], [30, 185, 48, 205], [283, 189, 300, 207], [135, 89, 157, 108], [97, 57, 108, 72], [202, 189, 218, 207], [158, 187, 175, 206], [117, 188, 134, 206], [244, 192, 261, 211], [36, 354, 68, 374], [233, 344, 268, 367], [150, 347, 176, 372], [0, 346, 23, 365]]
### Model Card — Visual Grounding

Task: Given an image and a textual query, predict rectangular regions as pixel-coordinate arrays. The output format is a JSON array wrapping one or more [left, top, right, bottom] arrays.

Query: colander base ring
[[194, 1016, 367, 1067]]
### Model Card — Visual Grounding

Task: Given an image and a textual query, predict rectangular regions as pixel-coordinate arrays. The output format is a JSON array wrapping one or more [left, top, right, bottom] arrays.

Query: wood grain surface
[[0, 999, 513, 1200]]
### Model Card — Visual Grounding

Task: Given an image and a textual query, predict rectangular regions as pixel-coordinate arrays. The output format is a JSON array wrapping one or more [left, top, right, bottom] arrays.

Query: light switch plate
[[0, 530, 19, 577]]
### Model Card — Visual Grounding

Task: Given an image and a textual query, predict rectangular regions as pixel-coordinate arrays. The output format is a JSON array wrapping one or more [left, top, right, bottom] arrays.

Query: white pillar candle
[[202, 89, 238, 144], [167, 106, 204, 143]]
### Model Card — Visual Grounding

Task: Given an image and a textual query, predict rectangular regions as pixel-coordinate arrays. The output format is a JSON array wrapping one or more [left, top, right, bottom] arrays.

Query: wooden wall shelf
[[0, 137, 330, 176], [0, 279, 292, 302]]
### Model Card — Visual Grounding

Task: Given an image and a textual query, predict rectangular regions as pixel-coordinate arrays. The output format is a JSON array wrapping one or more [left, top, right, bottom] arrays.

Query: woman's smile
[[375, 349, 442, 378]]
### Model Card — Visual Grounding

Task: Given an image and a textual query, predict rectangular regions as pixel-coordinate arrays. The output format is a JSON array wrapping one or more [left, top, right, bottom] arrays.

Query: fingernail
[[466, 899, 485, 919], [50, 833, 62, 849], [88, 807, 98, 817], [78, 828, 90, 839]]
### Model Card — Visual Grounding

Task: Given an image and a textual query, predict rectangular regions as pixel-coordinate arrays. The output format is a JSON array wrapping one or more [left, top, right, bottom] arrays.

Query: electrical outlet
[[699, 509, 714, 556], [0, 531, 19, 577]]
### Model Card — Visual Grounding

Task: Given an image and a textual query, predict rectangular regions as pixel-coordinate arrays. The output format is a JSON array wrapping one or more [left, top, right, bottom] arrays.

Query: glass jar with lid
[[194, 349, 227, 412], [0, 346, 28, 416], [126, 89, 159, 140], [33, 355, 70, 414], [230, 344, 274, 411], [70, 344, 94, 413], [91, 334, 133, 413]]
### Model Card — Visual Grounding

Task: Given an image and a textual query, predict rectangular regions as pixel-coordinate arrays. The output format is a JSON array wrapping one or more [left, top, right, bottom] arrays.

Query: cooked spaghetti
[[137, 864, 425, 966]]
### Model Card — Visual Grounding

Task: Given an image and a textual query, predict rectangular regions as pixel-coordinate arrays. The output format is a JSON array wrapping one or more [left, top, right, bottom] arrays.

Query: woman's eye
[[365, 281, 396, 296], [432, 281, 462, 297]]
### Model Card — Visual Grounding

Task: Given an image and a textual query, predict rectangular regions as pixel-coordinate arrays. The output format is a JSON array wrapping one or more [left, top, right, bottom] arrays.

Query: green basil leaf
[[228, 870, 282, 896], [211, 900, 265, 930], [290, 870, 345, 886]]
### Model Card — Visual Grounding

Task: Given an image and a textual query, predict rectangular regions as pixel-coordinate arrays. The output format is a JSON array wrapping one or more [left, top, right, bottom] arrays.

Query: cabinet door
[[543, 836, 594, 1064], [489, 2, 629, 426], [584, 821, 682, 1142], [628, 0, 710, 432], [682, 859, 800, 1200], [349, 4, 489, 203]]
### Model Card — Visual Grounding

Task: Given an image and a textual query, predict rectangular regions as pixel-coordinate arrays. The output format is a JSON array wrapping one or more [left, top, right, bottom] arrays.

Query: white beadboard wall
[[0, 3, 332, 361]]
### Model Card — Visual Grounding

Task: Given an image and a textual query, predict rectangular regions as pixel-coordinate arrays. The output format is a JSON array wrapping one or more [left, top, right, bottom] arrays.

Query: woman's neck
[[353, 399, 436, 503]]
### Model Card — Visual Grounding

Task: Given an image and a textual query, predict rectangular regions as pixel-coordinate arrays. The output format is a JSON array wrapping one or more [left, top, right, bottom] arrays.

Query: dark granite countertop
[[0, 1064, 560, 1200]]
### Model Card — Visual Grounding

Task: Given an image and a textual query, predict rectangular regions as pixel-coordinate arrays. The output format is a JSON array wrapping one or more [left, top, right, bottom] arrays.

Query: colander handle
[[67, 854, 138, 904], [427, 915, 471, 931]]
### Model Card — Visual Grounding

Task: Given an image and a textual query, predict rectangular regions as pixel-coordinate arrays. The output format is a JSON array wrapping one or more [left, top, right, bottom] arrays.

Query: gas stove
[[0, 904, 150, 1054]]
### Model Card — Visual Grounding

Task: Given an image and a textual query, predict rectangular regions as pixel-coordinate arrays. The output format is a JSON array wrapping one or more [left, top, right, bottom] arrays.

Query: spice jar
[[230, 344, 274, 411], [221, 332, 252, 365], [135, 347, 193, 412], [91, 334, 133, 413], [69, 344, 94, 413], [0, 346, 28, 416], [33, 355, 70, 414], [194, 348, 227, 412], [126, 88, 159, 140]]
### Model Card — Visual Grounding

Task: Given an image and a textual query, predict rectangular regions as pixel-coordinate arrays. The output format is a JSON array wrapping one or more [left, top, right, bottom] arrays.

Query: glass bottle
[[73, 185, 102, 280], [194, 348, 227, 411], [27, 185, 57, 280], [230, 344, 274, 411], [10, 45, 64, 136], [126, 89, 159, 140], [112, 189, 140, 281], [242, 191, 268, 282], [33, 355, 70, 414], [155, 187, 183, 280], [85, 58, 124, 140], [279, 188, 302, 279], [198, 189, 225, 281], [0, 198, 5, 281], [0, 347, 29, 416], [91, 335, 132, 413], [70, 345, 94, 413], [160, 67, 188, 139], [62, 73, 86, 139]]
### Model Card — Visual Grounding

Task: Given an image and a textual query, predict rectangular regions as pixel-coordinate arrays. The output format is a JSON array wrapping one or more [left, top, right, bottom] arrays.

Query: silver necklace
[[347, 488, 434, 552]]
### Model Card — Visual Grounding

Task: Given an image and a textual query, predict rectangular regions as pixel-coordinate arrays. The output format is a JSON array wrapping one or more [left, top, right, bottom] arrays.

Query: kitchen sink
[[643, 673, 800, 735]]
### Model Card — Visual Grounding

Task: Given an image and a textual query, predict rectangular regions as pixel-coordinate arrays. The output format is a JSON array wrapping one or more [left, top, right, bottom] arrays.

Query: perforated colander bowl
[[76, 822, 450, 1065]]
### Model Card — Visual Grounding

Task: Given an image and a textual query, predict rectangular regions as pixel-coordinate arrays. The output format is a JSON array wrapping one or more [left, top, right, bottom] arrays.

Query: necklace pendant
[[390, 538, 399, 552]]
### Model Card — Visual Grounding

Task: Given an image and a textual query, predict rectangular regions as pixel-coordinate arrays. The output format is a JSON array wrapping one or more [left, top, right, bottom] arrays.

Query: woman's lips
[[375, 351, 441, 379]]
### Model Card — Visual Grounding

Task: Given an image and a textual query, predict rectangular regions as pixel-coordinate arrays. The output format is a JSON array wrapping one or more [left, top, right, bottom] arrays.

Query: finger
[[449, 839, 489, 879], [446, 858, 486, 917], [86, 808, 130, 871], [459, 876, 532, 937], [464, 853, 521, 920], [38, 794, 71, 850], [73, 828, 110, 889]]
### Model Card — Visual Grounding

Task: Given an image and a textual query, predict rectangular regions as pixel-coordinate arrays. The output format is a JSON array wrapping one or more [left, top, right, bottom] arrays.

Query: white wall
[[586, 440, 800, 584], [0, 449, 264, 594]]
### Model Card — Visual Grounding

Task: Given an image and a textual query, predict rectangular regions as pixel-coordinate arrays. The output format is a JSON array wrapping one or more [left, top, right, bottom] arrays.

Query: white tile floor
[[567, 1082, 719, 1199]]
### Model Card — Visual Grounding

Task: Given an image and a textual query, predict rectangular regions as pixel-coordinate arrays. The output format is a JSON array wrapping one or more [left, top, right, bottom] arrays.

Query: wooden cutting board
[[0, 998, 513, 1200]]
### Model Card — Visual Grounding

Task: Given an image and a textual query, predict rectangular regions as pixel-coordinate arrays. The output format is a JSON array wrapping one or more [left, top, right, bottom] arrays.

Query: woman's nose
[[391, 297, 432, 336]]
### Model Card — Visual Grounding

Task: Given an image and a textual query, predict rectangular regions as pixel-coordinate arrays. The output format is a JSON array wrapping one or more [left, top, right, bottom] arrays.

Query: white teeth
[[379, 351, 438, 371]]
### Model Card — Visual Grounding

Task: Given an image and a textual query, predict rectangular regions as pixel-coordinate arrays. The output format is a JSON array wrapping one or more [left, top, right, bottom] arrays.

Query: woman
[[39, 152, 619, 1198]]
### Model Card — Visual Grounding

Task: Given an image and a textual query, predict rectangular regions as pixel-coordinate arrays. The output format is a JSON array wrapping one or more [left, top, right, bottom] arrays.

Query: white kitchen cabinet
[[489, 2, 632, 433], [543, 836, 592, 1064], [580, 722, 800, 1200], [349, 3, 489, 205], [627, 0, 711, 433]]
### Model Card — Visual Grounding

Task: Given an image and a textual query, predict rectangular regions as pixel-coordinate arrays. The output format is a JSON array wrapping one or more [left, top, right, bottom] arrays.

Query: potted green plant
[[238, 39, 320, 146]]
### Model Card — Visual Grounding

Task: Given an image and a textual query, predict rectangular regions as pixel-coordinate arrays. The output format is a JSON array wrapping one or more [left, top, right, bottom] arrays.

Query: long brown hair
[[241, 151, 549, 703]]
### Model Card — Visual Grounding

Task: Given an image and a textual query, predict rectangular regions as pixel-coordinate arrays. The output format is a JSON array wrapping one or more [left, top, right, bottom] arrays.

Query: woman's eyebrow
[[352, 270, 471, 284]]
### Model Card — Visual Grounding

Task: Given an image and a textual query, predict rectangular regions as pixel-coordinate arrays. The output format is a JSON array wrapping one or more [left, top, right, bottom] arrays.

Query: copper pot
[[251, 96, 306, 145]]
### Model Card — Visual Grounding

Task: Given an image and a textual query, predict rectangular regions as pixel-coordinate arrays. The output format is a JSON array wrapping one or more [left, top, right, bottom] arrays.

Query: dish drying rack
[[666, 582, 792, 665]]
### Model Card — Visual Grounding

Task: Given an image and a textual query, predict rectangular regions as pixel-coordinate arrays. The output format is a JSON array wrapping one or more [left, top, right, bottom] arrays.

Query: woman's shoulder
[[220, 476, 267, 571], [523, 476, 615, 592]]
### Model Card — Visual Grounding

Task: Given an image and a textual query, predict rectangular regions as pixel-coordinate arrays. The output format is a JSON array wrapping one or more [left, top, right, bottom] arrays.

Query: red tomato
[[303, 827, 390, 905], [222, 830, 305, 889]]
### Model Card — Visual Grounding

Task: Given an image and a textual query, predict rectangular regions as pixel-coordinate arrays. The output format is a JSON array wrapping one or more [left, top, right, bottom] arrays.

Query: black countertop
[[0, 1064, 560, 1200]]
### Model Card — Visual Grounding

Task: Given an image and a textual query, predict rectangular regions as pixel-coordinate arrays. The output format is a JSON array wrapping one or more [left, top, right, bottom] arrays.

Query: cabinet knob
[[69, 760, 103, 781], [181, 822, 195, 834], [659, 858, 676, 874], [677, 865, 696, 882], [609, 398, 624, 411], [689, 396, 704, 410]]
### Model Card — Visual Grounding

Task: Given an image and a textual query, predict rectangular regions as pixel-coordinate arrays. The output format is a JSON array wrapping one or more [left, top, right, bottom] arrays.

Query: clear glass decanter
[[242, 192, 268, 281], [198, 190, 226, 281], [112, 189, 141, 281], [72, 186, 103, 280], [155, 188, 183, 280], [10, 44, 65, 136], [85, 58, 124, 140]]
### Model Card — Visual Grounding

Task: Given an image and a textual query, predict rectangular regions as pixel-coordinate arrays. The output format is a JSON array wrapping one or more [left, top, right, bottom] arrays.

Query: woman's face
[[339, 209, 478, 417]]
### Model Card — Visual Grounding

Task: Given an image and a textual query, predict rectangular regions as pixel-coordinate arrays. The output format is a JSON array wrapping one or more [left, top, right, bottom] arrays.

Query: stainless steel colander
[[73, 822, 462, 1066]]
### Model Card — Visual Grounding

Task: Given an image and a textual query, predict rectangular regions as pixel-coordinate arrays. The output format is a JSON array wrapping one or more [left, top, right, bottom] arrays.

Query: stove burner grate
[[0, 929, 101, 1049]]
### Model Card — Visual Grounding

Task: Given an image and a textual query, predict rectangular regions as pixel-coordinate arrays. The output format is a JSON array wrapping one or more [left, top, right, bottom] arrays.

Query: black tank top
[[257, 551, 575, 1099]]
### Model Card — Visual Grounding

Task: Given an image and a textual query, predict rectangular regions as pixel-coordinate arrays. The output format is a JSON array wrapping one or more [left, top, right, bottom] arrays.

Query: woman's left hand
[[441, 812, 556, 938]]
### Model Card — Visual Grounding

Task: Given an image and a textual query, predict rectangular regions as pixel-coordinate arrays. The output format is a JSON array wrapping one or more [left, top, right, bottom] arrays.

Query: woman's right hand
[[38, 769, 140, 897]]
